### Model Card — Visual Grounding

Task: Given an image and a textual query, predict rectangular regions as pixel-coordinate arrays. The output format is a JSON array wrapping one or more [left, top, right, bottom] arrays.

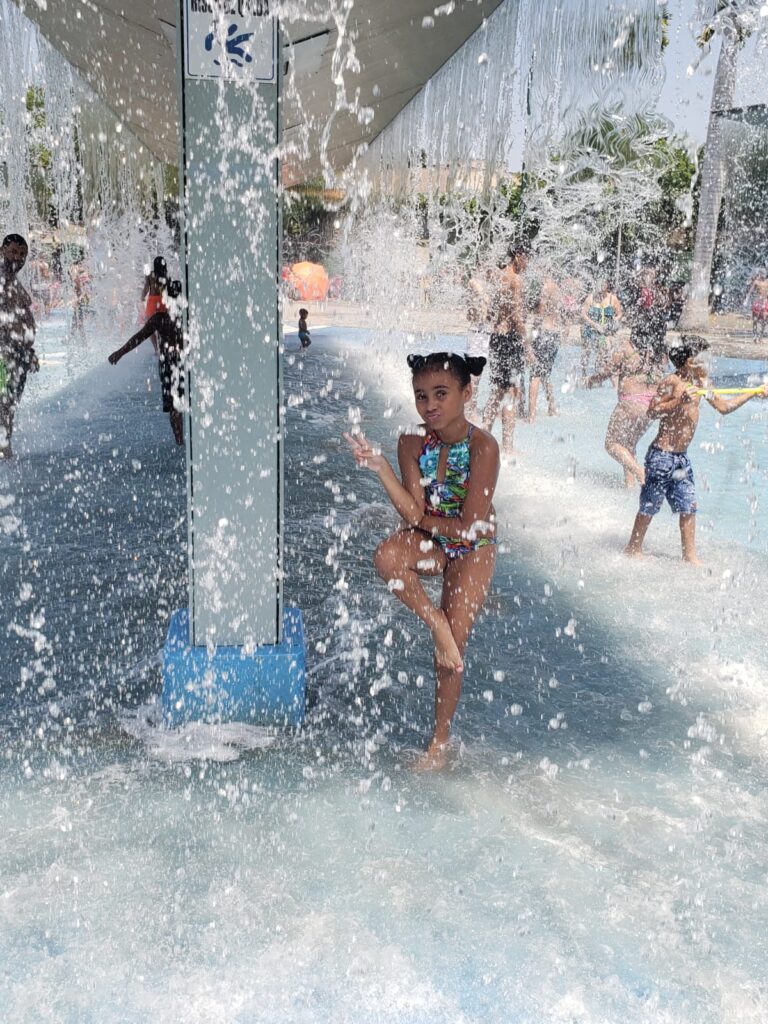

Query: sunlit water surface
[[1, 315, 767, 1023]]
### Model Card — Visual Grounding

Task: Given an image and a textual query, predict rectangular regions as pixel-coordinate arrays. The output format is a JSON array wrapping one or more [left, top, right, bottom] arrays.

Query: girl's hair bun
[[465, 355, 487, 377], [407, 351, 485, 387]]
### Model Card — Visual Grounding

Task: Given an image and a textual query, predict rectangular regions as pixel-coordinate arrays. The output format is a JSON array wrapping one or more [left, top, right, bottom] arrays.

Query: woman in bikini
[[344, 352, 499, 771], [580, 278, 623, 377], [586, 332, 668, 488]]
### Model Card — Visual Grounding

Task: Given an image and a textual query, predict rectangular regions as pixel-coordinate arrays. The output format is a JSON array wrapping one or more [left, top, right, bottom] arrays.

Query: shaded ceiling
[[13, 0, 505, 183]]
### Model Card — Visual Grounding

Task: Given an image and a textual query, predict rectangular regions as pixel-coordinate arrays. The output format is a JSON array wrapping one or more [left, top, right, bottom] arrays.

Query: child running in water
[[344, 352, 499, 771], [625, 335, 767, 563]]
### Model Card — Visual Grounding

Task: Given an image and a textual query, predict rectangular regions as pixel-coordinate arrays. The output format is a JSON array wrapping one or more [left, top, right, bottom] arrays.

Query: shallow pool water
[[1, 317, 767, 1023]]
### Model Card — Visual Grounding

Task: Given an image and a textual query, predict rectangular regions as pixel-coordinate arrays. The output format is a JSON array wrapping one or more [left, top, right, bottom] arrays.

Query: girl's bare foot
[[431, 611, 463, 672], [683, 554, 703, 566], [412, 739, 451, 772], [623, 545, 644, 558]]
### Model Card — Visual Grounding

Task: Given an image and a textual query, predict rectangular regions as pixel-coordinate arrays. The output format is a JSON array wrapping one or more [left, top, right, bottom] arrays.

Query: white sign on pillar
[[184, 0, 277, 82], [178, 0, 282, 650]]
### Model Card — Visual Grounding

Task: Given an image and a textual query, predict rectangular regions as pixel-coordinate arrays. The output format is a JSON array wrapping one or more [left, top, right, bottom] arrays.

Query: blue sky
[[659, 0, 768, 143]]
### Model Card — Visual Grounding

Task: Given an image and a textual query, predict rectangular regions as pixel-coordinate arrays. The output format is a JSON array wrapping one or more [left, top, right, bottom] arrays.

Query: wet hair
[[407, 351, 486, 388], [299, 308, 309, 317], [167, 279, 182, 299], [2, 233, 27, 249], [668, 334, 709, 370], [153, 256, 167, 279]]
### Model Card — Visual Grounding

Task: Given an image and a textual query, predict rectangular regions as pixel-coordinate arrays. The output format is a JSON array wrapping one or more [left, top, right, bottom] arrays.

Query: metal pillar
[[162, 0, 304, 727]]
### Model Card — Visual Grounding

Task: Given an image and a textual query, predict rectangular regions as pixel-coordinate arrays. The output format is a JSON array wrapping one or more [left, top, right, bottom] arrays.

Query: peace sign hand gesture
[[343, 431, 388, 474]]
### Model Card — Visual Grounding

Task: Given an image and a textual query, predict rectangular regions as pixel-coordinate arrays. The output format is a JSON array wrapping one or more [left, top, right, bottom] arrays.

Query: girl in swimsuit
[[586, 333, 667, 487], [344, 352, 499, 771]]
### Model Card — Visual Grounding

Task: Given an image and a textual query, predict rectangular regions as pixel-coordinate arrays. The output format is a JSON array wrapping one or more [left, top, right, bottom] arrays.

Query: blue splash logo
[[204, 23, 255, 68]]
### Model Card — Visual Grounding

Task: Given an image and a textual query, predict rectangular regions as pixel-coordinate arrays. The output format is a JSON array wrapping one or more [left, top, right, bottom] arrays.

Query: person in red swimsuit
[[140, 256, 169, 354], [141, 256, 168, 317]]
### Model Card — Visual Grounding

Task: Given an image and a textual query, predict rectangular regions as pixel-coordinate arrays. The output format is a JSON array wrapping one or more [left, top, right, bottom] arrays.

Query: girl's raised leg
[[373, 529, 461, 670], [415, 544, 497, 771]]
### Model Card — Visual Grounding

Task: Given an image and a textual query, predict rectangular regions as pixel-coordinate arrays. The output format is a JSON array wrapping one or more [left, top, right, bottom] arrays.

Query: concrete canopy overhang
[[716, 104, 768, 129], [13, 0, 505, 184]]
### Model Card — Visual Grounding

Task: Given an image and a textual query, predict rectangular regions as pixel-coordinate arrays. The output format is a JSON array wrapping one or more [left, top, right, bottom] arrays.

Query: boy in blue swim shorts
[[625, 335, 767, 563]]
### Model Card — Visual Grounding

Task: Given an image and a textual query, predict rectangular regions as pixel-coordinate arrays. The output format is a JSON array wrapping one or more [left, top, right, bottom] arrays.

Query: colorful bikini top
[[419, 426, 474, 519], [588, 301, 615, 324]]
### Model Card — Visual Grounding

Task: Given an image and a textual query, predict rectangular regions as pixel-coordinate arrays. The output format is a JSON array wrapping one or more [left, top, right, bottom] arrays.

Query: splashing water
[[1, 0, 768, 1021]]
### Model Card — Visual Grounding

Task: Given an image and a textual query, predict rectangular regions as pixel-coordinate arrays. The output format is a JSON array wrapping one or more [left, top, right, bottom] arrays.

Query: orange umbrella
[[290, 261, 330, 301]]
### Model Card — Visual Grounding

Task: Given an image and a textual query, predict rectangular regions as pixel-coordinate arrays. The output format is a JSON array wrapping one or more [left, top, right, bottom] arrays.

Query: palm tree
[[680, 2, 759, 330]]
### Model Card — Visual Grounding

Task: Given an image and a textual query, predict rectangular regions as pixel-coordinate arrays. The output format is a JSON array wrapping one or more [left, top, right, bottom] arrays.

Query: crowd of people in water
[[3, 227, 768, 768], [462, 244, 689, 481]]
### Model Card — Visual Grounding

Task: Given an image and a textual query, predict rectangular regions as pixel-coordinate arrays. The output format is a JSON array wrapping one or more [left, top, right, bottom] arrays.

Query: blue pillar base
[[161, 608, 306, 728]]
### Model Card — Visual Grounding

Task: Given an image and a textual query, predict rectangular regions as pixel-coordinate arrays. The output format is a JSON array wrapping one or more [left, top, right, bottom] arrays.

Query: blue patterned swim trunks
[[639, 445, 697, 517]]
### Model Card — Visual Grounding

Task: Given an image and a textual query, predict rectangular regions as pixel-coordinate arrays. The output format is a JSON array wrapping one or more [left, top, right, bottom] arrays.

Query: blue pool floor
[[1, 317, 767, 1023]]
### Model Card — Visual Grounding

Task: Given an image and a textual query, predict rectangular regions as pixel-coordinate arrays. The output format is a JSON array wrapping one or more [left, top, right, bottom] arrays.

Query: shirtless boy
[[483, 244, 533, 455], [464, 261, 493, 419], [528, 273, 563, 423], [625, 335, 767, 563]]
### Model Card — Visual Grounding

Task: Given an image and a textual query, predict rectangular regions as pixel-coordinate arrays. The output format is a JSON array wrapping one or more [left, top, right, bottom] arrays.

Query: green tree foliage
[[25, 85, 55, 225], [283, 180, 338, 263]]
